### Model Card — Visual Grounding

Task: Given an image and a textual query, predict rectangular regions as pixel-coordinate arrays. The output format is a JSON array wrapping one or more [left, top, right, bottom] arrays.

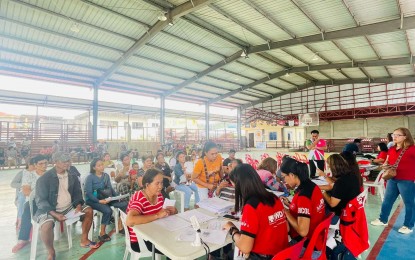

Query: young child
[[129, 162, 139, 190], [183, 155, 194, 185]]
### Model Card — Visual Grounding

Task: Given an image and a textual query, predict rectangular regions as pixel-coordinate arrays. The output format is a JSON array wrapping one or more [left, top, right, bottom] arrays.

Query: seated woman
[[85, 158, 127, 242], [372, 142, 388, 165], [174, 151, 200, 210], [257, 157, 287, 193], [223, 164, 288, 260], [192, 141, 223, 200], [115, 153, 135, 195], [280, 157, 326, 257], [154, 152, 174, 198], [126, 169, 177, 257], [319, 154, 361, 216], [137, 154, 154, 188]]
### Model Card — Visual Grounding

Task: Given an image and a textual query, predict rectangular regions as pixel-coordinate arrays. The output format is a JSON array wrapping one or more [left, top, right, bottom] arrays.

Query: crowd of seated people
[[12, 128, 414, 260]]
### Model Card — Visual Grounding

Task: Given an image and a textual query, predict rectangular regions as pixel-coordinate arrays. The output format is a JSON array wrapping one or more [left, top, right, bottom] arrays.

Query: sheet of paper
[[105, 193, 129, 201], [177, 209, 216, 223], [197, 197, 234, 214], [64, 210, 84, 225], [311, 177, 329, 186], [154, 215, 190, 231], [163, 198, 176, 209], [65, 210, 85, 219], [200, 229, 227, 245], [176, 228, 196, 242]]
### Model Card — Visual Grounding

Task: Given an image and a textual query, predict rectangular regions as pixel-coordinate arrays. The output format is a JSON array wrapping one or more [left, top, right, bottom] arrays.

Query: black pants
[[309, 160, 325, 178], [131, 240, 171, 260]]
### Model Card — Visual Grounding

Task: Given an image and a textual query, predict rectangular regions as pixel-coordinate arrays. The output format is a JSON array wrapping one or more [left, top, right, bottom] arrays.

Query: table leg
[[152, 244, 155, 259]]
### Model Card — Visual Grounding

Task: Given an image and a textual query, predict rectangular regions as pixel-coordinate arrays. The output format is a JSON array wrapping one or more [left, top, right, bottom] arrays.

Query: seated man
[[35, 152, 98, 260]]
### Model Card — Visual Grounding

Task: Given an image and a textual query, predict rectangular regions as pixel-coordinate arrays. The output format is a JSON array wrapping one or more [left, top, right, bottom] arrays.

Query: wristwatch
[[228, 226, 238, 235]]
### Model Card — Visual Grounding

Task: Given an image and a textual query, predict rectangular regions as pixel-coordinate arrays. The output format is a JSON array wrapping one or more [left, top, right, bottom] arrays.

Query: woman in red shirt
[[280, 157, 326, 255], [371, 127, 415, 234], [372, 142, 388, 165], [223, 164, 288, 259], [126, 169, 177, 255]]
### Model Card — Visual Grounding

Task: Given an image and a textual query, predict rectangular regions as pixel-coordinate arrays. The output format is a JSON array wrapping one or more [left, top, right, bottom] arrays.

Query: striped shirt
[[126, 190, 164, 243]]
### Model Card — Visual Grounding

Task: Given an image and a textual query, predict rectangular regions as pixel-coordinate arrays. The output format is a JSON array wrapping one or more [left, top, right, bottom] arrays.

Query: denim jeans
[[86, 200, 127, 225], [379, 179, 415, 228], [175, 183, 200, 208], [16, 192, 26, 218]]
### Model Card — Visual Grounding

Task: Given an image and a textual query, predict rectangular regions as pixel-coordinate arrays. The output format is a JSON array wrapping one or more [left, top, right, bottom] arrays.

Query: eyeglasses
[[391, 134, 405, 137]]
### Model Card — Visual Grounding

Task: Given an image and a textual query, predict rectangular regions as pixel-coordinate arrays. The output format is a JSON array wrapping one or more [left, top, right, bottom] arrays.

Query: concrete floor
[[0, 162, 410, 259]]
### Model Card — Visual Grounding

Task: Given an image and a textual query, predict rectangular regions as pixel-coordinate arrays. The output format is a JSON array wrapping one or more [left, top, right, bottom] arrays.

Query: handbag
[[203, 159, 217, 198], [382, 147, 407, 180], [96, 175, 112, 200]]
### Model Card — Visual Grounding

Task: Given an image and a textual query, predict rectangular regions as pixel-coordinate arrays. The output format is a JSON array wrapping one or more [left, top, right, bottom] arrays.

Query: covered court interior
[[1, 0, 415, 259]]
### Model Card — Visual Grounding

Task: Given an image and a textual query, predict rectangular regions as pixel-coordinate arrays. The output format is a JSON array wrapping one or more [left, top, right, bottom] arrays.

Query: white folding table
[[132, 208, 233, 260]]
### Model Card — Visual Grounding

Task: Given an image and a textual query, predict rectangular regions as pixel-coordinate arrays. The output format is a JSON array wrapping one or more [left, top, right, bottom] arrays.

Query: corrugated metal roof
[[250, 0, 320, 37], [367, 31, 410, 58], [335, 37, 378, 60], [0, 0, 414, 112], [213, 0, 291, 42], [297, 0, 357, 31], [192, 6, 265, 45], [345, 0, 399, 25]]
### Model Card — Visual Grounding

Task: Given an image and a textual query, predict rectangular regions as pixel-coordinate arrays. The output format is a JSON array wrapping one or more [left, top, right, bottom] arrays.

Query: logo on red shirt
[[268, 210, 285, 224]]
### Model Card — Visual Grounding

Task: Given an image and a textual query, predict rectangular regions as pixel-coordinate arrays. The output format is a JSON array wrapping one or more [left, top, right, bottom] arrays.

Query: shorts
[[35, 204, 90, 226]]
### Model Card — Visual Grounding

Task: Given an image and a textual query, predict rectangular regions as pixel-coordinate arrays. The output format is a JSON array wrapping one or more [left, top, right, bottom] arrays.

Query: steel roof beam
[[241, 76, 415, 109], [94, 0, 215, 87], [208, 56, 415, 104], [250, 16, 415, 54]]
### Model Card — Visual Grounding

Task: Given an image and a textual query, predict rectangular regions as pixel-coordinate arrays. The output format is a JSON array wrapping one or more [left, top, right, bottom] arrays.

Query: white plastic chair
[[80, 175, 119, 235], [169, 189, 185, 213], [363, 170, 385, 202], [119, 209, 161, 260], [29, 195, 77, 260]]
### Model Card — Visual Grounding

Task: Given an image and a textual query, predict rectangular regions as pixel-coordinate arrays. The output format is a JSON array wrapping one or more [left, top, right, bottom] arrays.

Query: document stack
[[196, 197, 234, 214]]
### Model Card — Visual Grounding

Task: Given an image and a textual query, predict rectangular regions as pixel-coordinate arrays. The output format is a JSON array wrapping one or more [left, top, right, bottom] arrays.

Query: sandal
[[80, 241, 100, 249], [98, 234, 111, 242]]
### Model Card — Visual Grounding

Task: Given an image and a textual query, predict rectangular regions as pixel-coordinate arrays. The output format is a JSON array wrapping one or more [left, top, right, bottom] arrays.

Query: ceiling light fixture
[[70, 23, 80, 33], [158, 11, 167, 21], [240, 49, 247, 57], [312, 53, 319, 61], [285, 71, 290, 77]]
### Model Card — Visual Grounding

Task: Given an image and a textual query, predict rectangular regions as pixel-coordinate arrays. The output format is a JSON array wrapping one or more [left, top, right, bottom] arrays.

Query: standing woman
[[192, 141, 223, 200], [371, 128, 415, 234], [223, 164, 288, 259], [280, 157, 326, 254], [126, 169, 177, 256], [387, 133, 394, 149], [174, 151, 200, 211], [138, 155, 154, 189], [84, 158, 127, 242], [154, 152, 174, 198]]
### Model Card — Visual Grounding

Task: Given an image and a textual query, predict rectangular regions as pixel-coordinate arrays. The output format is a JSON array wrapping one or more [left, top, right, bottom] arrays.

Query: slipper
[[98, 234, 111, 242], [80, 241, 100, 249], [12, 241, 29, 253]]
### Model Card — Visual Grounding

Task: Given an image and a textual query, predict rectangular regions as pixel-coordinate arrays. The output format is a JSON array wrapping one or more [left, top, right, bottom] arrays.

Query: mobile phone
[[223, 214, 239, 220]]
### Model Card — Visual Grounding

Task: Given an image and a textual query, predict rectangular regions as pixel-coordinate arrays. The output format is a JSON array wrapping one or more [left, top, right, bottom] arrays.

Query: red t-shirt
[[289, 180, 326, 250], [126, 190, 164, 243], [240, 196, 288, 255], [377, 151, 387, 160], [387, 145, 415, 181]]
